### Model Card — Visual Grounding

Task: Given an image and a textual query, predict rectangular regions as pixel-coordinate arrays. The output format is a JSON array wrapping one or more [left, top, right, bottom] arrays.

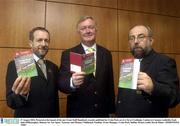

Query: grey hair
[[129, 25, 153, 37], [76, 16, 97, 30]]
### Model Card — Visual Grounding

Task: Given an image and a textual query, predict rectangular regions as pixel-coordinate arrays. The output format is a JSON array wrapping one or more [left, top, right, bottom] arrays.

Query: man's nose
[[134, 37, 139, 44], [41, 40, 47, 46], [84, 27, 91, 33]]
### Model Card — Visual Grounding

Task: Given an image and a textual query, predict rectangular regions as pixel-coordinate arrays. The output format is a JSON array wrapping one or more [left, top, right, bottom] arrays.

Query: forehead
[[78, 19, 95, 26], [33, 30, 49, 37], [129, 26, 148, 36]]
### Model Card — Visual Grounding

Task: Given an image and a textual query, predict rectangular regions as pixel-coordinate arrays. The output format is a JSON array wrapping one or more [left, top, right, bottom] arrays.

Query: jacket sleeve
[[151, 58, 180, 108], [6, 61, 27, 109], [58, 50, 75, 93], [107, 52, 115, 113]]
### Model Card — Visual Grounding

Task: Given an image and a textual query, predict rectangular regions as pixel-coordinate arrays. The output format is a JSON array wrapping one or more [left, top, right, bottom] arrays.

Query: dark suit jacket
[[58, 44, 115, 117], [116, 49, 179, 117], [6, 60, 59, 117]]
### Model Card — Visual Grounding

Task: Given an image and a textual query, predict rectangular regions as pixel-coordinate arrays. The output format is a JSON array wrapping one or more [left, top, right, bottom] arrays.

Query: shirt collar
[[33, 53, 45, 62], [81, 43, 96, 52]]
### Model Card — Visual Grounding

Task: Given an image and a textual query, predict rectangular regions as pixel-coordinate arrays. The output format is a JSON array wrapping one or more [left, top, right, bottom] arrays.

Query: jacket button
[[94, 104, 98, 108], [136, 90, 142, 94], [118, 100, 121, 104], [147, 99, 152, 104]]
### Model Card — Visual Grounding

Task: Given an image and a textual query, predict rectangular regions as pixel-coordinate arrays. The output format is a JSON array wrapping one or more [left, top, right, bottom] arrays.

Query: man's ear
[[29, 41, 33, 47], [150, 38, 154, 45]]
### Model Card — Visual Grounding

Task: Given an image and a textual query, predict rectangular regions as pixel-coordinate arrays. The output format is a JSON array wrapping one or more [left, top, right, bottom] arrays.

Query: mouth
[[134, 47, 142, 52], [39, 46, 48, 51], [84, 34, 93, 37], [132, 47, 144, 58]]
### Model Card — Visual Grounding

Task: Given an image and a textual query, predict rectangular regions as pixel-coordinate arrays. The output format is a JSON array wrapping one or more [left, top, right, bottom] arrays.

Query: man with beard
[[6, 27, 59, 117], [116, 25, 179, 117], [58, 16, 115, 117]]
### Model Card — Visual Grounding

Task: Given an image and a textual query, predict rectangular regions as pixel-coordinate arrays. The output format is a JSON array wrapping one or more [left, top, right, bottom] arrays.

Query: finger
[[74, 72, 86, 76], [138, 72, 146, 79], [12, 76, 22, 92], [15, 77, 28, 95], [76, 76, 85, 80], [79, 72, 86, 75], [20, 78, 31, 95], [72, 78, 84, 87], [137, 84, 145, 90], [72, 74, 85, 81], [139, 72, 145, 75]]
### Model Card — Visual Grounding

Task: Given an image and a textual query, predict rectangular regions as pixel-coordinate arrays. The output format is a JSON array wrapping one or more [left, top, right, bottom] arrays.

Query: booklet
[[118, 58, 140, 89], [70, 52, 95, 74], [14, 50, 38, 77]]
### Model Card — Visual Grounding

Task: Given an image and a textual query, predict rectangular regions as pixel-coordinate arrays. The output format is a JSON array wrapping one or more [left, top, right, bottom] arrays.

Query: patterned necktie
[[86, 47, 94, 53], [38, 59, 47, 79], [86, 47, 96, 75]]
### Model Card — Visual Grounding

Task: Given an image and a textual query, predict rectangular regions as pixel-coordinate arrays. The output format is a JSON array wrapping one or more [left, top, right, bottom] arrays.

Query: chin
[[39, 52, 47, 57]]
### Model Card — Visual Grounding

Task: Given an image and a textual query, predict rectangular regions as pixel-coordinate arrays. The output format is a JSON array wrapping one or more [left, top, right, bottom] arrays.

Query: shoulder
[[62, 44, 82, 54], [155, 52, 175, 63], [97, 44, 112, 56], [7, 60, 15, 68], [151, 51, 176, 68], [46, 60, 58, 69], [97, 44, 110, 52]]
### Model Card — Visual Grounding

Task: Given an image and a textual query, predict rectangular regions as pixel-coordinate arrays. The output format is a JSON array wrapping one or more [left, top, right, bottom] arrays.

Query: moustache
[[133, 46, 143, 50], [40, 46, 49, 50]]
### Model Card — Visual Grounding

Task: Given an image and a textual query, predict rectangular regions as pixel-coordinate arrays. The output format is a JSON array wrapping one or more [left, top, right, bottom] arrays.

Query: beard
[[130, 46, 150, 59]]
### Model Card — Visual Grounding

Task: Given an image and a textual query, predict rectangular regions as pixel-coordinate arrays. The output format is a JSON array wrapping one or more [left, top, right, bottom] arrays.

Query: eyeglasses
[[129, 34, 151, 42], [79, 25, 96, 31]]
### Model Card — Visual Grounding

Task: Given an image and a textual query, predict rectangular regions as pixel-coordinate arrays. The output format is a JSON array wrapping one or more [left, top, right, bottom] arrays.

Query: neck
[[82, 41, 95, 47]]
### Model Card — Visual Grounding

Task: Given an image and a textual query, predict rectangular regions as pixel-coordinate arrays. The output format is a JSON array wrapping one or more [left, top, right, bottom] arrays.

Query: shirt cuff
[[70, 77, 77, 89]]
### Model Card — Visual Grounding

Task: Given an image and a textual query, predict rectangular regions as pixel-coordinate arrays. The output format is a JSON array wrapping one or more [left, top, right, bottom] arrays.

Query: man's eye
[[129, 37, 135, 40], [138, 35, 145, 38]]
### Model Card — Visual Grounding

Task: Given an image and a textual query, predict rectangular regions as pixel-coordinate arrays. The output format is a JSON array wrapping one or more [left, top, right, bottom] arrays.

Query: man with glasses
[[116, 25, 179, 117], [58, 16, 115, 117]]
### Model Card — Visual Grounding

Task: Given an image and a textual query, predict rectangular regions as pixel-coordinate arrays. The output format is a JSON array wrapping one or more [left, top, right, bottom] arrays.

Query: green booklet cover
[[118, 58, 140, 89], [70, 52, 95, 74], [14, 50, 38, 77]]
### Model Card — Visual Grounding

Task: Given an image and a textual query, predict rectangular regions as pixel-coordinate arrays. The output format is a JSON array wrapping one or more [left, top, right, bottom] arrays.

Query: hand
[[137, 72, 154, 94], [72, 72, 86, 87], [12, 76, 31, 95]]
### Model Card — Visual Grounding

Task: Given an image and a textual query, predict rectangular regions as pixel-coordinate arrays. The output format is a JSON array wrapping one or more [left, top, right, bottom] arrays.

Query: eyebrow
[[129, 33, 146, 37]]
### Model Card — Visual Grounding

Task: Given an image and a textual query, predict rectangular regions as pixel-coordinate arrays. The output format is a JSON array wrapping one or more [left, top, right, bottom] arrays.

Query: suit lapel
[[36, 62, 47, 80], [46, 61, 55, 81], [72, 44, 85, 54], [95, 45, 103, 78]]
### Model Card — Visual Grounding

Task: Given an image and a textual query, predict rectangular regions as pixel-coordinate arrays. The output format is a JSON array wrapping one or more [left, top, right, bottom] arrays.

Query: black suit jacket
[[6, 60, 59, 117], [58, 44, 115, 117], [116, 50, 179, 117]]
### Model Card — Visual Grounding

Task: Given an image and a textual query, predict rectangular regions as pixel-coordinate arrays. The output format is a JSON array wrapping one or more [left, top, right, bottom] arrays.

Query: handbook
[[70, 52, 95, 74], [14, 50, 38, 77], [118, 58, 140, 89]]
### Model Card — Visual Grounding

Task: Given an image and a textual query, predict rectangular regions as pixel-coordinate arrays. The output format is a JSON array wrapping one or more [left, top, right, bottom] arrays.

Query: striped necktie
[[38, 59, 47, 79]]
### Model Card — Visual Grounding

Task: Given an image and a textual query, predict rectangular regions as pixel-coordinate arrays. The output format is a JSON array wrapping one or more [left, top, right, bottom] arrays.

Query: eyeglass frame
[[128, 34, 152, 42]]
